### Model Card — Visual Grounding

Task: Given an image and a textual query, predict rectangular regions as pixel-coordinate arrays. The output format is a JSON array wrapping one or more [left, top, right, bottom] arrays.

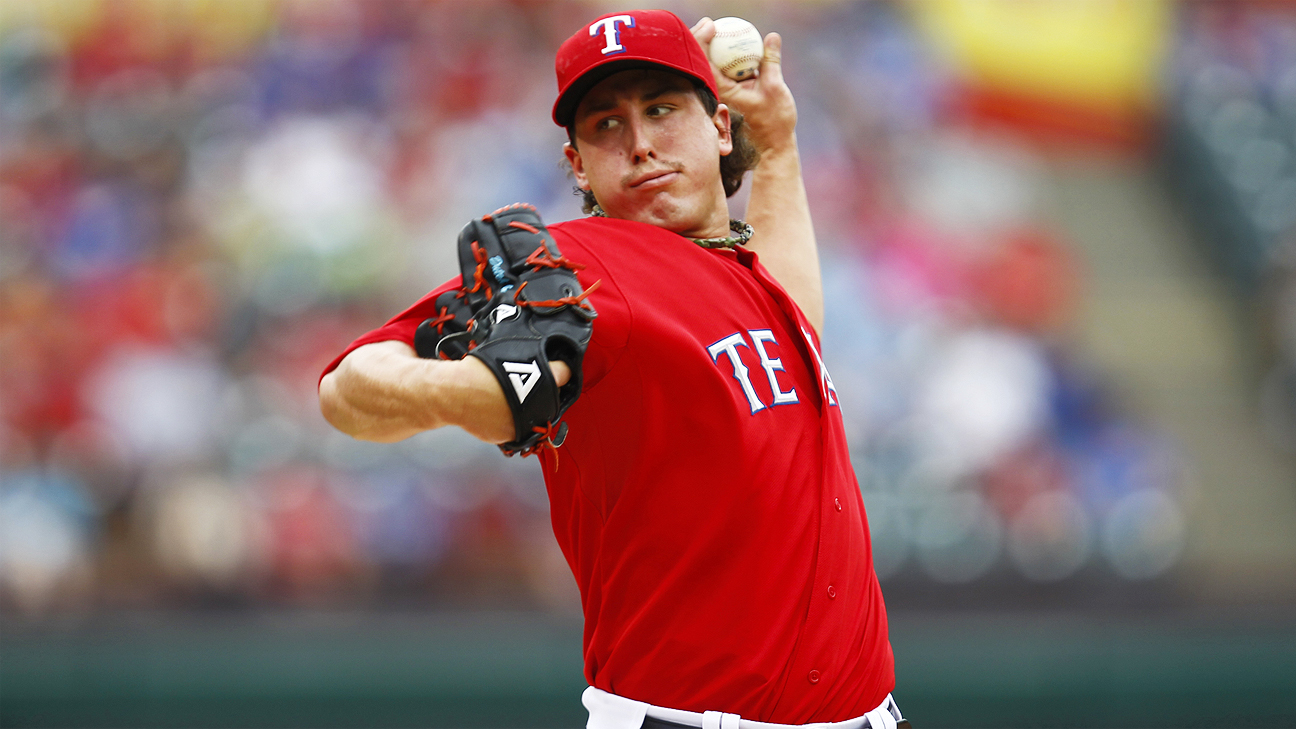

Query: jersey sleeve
[[318, 275, 463, 386], [320, 220, 633, 393]]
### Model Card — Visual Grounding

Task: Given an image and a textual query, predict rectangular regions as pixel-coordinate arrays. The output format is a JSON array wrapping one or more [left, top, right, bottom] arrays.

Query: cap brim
[[552, 59, 707, 127]]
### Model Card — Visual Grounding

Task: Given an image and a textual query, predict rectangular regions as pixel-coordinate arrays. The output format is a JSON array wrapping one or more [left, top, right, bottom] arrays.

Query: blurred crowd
[[0, 0, 1228, 618], [1166, 2, 1296, 452]]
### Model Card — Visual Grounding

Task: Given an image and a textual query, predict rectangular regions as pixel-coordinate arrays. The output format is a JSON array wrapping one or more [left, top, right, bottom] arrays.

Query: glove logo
[[503, 360, 541, 403], [489, 255, 509, 286], [491, 304, 520, 324]]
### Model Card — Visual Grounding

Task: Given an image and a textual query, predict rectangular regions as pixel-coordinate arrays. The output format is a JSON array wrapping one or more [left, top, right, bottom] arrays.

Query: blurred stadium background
[[1, 1, 1295, 727]]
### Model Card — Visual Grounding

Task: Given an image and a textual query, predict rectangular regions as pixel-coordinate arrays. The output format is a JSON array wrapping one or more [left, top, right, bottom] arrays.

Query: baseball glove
[[413, 289, 475, 360], [415, 203, 597, 459]]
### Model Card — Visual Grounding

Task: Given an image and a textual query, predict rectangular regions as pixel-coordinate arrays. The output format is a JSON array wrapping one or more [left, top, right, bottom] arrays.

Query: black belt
[[642, 717, 912, 729]]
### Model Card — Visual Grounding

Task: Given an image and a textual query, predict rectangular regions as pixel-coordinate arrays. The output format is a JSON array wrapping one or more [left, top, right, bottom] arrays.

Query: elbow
[[318, 369, 418, 443], [318, 372, 355, 436]]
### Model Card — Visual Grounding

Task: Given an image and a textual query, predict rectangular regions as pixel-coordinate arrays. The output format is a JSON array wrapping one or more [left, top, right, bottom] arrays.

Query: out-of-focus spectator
[[0, 0, 1217, 618], [0, 470, 96, 614]]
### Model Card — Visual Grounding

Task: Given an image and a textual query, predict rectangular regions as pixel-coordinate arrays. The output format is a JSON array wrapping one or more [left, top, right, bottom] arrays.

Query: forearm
[[319, 340, 514, 444], [688, 20, 824, 332], [744, 140, 824, 332]]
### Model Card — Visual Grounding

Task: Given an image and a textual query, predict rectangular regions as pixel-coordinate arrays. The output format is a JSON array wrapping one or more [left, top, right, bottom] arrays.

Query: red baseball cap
[[552, 9, 718, 127]]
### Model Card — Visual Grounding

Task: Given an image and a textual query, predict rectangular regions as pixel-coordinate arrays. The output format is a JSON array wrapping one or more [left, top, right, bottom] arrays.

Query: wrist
[[752, 141, 801, 175], [752, 132, 799, 161], [403, 355, 452, 431], [435, 356, 492, 424], [444, 355, 516, 444]]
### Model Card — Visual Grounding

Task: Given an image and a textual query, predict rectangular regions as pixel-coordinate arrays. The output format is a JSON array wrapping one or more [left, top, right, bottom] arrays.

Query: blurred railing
[[3, 611, 1294, 728], [1162, 1, 1296, 448]]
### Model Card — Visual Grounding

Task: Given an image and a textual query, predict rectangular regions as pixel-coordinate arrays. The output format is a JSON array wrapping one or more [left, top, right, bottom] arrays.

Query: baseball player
[[319, 10, 905, 729]]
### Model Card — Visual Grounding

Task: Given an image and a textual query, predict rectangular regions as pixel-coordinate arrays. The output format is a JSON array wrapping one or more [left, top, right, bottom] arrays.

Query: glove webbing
[[426, 306, 456, 335], [465, 221, 583, 301], [524, 242, 586, 273], [514, 278, 601, 313], [468, 240, 493, 300], [427, 304, 472, 361], [510, 421, 569, 465]]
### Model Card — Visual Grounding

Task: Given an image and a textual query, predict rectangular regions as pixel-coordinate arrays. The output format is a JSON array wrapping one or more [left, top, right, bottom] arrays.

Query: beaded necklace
[[590, 205, 754, 249]]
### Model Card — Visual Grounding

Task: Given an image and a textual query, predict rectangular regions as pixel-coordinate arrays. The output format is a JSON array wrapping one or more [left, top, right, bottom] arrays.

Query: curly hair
[[565, 84, 760, 215]]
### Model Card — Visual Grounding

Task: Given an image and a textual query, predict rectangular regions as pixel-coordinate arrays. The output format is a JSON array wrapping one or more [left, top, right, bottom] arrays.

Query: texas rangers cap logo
[[551, 9, 718, 126], [590, 15, 634, 55]]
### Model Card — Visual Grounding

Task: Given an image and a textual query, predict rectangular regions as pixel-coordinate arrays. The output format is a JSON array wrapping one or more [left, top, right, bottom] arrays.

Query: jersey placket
[[731, 247, 855, 712]]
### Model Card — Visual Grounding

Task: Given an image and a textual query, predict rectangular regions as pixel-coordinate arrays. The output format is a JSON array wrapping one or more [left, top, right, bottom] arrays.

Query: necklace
[[590, 205, 754, 249]]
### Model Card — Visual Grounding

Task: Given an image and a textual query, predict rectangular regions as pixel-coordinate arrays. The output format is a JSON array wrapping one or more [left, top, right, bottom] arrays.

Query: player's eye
[[646, 104, 672, 118], [594, 116, 621, 131]]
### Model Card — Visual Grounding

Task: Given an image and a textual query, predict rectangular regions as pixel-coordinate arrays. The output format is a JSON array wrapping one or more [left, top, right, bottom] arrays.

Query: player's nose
[[627, 117, 656, 165]]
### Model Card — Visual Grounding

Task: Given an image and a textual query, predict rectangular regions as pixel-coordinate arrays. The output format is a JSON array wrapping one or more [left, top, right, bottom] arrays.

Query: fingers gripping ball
[[709, 17, 763, 81]]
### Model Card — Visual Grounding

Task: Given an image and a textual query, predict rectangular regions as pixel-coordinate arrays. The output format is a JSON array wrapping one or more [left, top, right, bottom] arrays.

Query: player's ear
[[714, 103, 733, 156], [564, 142, 591, 191]]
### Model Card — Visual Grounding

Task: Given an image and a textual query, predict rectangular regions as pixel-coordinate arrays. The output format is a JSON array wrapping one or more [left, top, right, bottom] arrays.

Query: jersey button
[[827, 585, 837, 599], [834, 498, 842, 512], [808, 670, 821, 684]]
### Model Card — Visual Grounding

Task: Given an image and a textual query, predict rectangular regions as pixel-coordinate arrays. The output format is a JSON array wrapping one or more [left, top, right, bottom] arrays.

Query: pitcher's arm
[[319, 340, 569, 444]]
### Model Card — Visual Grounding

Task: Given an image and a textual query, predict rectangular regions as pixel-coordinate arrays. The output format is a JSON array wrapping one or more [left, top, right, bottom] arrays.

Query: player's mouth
[[627, 166, 682, 190]]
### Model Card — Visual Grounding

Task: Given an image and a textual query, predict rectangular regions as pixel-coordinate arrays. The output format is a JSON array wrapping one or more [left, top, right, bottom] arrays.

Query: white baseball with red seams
[[709, 17, 763, 80]]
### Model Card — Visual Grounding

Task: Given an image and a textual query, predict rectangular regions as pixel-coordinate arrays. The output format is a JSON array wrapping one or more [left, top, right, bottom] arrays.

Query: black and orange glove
[[415, 203, 597, 458]]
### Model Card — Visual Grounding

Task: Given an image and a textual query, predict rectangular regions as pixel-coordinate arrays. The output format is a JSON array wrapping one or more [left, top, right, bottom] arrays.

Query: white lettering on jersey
[[503, 360, 541, 403], [707, 333, 765, 414], [801, 327, 838, 407], [748, 329, 799, 406], [590, 15, 635, 55]]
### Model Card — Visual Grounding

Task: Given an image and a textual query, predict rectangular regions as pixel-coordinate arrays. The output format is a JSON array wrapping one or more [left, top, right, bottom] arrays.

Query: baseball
[[709, 17, 763, 81]]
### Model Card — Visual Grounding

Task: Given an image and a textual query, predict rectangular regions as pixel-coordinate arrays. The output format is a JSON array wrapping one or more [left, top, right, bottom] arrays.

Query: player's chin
[[621, 197, 692, 233], [606, 190, 667, 217]]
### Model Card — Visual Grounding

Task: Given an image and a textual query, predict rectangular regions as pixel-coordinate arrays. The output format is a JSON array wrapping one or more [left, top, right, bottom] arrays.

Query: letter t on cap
[[590, 15, 635, 55]]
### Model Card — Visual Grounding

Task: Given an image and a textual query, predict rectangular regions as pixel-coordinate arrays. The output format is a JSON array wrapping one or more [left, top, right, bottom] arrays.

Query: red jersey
[[321, 216, 894, 723]]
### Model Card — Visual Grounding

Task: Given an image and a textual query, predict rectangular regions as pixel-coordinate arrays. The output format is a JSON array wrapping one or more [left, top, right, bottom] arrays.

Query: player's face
[[565, 70, 733, 239]]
